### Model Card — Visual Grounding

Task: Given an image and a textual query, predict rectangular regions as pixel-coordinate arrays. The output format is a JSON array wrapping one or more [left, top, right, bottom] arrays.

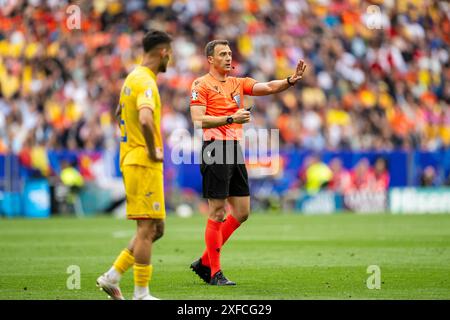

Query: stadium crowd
[[0, 0, 449, 170], [293, 155, 390, 194]]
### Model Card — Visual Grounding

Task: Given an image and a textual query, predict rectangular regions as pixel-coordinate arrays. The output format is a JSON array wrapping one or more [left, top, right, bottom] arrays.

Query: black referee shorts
[[200, 140, 250, 199]]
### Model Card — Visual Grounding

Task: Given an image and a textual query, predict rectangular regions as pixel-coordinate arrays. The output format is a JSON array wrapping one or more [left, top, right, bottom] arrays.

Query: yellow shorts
[[122, 165, 166, 220]]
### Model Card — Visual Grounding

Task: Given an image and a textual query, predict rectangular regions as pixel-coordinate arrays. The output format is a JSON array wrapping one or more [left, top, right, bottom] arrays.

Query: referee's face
[[211, 45, 232, 73]]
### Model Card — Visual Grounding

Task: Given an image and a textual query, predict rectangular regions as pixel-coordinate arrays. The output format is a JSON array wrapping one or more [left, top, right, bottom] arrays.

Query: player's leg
[[109, 235, 136, 280], [130, 166, 165, 300], [127, 235, 136, 252], [126, 219, 164, 252], [199, 196, 248, 267], [98, 165, 165, 299], [110, 235, 136, 278], [96, 166, 139, 300], [96, 243, 133, 300], [132, 218, 164, 300], [99, 219, 164, 289]]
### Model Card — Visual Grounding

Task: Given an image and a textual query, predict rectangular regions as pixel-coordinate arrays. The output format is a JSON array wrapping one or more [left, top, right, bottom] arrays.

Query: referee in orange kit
[[189, 40, 307, 285]]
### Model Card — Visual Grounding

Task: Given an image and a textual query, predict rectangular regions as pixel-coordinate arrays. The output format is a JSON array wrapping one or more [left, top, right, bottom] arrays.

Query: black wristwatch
[[226, 116, 234, 124], [287, 76, 295, 86]]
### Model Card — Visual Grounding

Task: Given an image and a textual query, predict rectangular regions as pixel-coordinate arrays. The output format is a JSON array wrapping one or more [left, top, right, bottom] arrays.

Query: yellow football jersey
[[119, 66, 163, 171]]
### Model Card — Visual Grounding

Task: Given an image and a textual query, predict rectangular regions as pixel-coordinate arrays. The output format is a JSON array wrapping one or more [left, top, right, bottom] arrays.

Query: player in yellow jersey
[[96, 29, 172, 300]]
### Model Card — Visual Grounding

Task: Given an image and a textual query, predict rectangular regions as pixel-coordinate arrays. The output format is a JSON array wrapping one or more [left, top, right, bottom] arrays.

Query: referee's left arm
[[252, 59, 307, 96]]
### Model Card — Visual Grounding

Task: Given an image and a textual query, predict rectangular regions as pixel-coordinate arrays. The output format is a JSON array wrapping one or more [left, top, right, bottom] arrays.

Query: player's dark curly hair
[[205, 40, 229, 57], [142, 29, 172, 53]]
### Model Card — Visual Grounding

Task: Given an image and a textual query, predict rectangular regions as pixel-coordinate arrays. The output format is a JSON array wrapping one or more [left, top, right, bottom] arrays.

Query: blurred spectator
[[420, 165, 437, 187], [282, 154, 332, 209], [328, 157, 352, 193], [372, 157, 390, 191], [60, 160, 84, 190], [59, 159, 85, 215], [304, 154, 332, 194], [18, 132, 51, 177], [350, 158, 374, 191], [296, 154, 315, 189]]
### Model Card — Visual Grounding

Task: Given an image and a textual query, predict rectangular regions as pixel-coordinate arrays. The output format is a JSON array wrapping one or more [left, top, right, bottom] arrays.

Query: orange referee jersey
[[190, 74, 257, 141]]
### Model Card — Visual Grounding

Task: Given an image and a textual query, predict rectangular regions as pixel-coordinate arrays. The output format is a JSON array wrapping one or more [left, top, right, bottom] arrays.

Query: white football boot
[[96, 273, 125, 300], [132, 293, 160, 300]]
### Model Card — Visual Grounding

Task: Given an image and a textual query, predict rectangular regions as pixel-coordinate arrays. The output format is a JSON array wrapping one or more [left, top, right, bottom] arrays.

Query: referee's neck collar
[[208, 72, 228, 83]]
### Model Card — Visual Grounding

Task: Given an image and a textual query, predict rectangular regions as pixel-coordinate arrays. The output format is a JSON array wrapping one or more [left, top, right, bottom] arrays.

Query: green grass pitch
[[0, 213, 449, 300]]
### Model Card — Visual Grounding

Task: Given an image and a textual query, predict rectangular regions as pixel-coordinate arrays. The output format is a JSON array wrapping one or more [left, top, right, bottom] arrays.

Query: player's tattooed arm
[[251, 59, 307, 96]]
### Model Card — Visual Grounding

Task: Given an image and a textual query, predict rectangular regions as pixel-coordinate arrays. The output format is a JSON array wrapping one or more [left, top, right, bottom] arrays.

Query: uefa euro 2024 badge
[[233, 94, 241, 106]]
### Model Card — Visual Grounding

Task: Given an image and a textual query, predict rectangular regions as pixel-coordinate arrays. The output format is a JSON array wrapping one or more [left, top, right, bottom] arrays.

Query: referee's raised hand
[[289, 59, 307, 84], [232, 109, 251, 124]]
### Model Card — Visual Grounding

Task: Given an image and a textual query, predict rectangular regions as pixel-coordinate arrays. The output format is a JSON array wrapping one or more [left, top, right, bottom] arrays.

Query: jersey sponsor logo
[[145, 88, 153, 99], [191, 90, 199, 101]]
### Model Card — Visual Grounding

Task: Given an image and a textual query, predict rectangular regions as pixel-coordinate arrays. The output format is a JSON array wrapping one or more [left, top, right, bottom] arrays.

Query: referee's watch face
[[210, 44, 232, 73]]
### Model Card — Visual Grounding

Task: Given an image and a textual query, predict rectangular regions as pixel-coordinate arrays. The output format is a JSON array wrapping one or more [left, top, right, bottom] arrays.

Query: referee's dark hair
[[142, 29, 172, 53], [205, 40, 229, 57]]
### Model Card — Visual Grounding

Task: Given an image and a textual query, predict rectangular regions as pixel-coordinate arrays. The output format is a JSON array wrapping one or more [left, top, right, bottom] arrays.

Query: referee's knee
[[209, 205, 226, 221], [236, 209, 250, 223], [239, 214, 249, 223]]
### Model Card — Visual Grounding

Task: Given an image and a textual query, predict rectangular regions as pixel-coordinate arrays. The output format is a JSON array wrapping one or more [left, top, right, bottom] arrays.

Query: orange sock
[[202, 214, 241, 268], [205, 219, 223, 277]]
